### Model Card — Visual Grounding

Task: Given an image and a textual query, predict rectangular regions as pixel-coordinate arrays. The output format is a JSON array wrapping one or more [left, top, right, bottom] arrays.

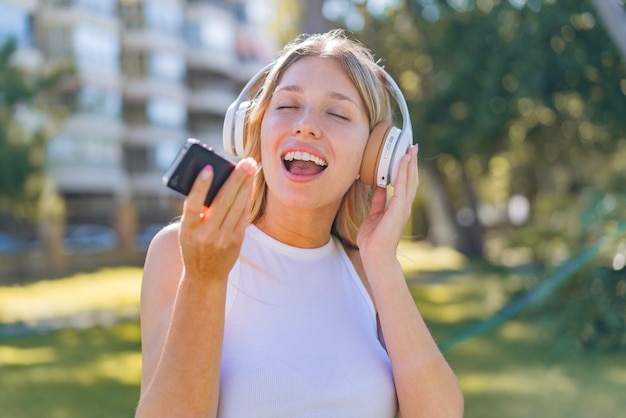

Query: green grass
[[0, 323, 141, 418], [1, 246, 625, 418], [446, 325, 626, 418], [0, 267, 143, 325], [0, 268, 143, 417], [415, 272, 626, 418]]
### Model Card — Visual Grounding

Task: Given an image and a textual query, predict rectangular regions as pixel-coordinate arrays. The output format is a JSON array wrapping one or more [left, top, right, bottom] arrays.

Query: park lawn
[[448, 325, 626, 418], [412, 268, 626, 418], [0, 267, 143, 326], [1, 252, 625, 418], [0, 322, 141, 418]]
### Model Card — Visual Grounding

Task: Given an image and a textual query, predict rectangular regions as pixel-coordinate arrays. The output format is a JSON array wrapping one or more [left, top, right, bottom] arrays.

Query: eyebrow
[[275, 85, 361, 108]]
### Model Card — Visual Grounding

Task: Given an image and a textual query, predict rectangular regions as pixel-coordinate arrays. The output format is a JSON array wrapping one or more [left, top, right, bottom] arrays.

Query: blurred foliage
[[0, 38, 69, 220], [358, 0, 624, 229], [325, 0, 626, 350]]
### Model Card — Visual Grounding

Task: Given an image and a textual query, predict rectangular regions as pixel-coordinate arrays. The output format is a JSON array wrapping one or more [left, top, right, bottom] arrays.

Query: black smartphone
[[163, 138, 235, 207]]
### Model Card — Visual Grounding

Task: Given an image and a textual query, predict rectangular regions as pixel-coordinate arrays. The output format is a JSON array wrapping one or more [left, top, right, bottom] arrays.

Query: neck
[[254, 197, 340, 249]]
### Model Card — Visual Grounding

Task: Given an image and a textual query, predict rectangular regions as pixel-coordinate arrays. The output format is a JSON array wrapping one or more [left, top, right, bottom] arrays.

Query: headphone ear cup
[[223, 100, 251, 157], [360, 123, 391, 186], [233, 100, 251, 156]]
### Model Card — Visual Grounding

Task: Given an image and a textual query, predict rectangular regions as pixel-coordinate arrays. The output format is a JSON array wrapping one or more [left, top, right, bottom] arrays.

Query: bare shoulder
[[140, 221, 183, 328], [139, 222, 183, 394], [141, 222, 183, 303], [143, 222, 183, 282], [145, 221, 182, 265]]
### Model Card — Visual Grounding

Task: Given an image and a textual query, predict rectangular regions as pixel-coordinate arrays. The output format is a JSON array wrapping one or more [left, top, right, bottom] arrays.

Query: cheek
[[342, 130, 370, 170], [259, 114, 283, 148], [259, 120, 280, 175]]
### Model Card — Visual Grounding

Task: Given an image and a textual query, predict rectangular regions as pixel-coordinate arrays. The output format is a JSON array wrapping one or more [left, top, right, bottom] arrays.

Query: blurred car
[[63, 224, 119, 254], [135, 224, 165, 250]]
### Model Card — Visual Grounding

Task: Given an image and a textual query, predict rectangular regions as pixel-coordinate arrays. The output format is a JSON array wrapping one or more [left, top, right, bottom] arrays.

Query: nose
[[293, 107, 321, 139]]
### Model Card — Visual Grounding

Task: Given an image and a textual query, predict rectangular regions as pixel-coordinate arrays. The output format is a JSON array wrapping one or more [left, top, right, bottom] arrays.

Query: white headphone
[[223, 62, 413, 187]]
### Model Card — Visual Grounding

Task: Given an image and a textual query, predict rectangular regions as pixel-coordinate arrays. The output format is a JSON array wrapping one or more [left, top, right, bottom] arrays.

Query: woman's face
[[260, 56, 370, 212]]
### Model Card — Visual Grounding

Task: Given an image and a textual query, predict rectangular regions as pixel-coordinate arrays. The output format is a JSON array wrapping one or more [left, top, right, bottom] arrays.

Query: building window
[[73, 24, 120, 76], [125, 99, 187, 128], [77, 85, 121, 117], [121, 51, 146, 78], [123, 50, 186, 82], [0, 3, 32, 49], [149, 51, 186, 83], [48, 131, 121, 168], [124, 142, 181, 173], [144, 0, 183, 36], [155, 141, 181, 171], [119, 1, 144, 30], [42, 0, 117, 17], [124, 144, 151, 173], [75, 0, 117, 17], [123, 102, 148, 125], [146, 98, 187, 128], [42, 27, 74, 59], [185, 17, 236, 55]]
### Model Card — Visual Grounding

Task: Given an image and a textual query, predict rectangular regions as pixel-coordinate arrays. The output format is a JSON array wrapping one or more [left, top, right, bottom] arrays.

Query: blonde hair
[[244, 29, 393, 248]]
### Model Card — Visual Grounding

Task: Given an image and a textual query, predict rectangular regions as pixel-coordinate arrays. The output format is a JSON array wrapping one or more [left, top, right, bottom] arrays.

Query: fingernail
[[201, 165, 213, 180]]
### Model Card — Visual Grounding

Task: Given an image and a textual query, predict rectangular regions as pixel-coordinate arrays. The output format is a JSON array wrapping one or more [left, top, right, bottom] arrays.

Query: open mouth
[[283, 151, 328, 176]]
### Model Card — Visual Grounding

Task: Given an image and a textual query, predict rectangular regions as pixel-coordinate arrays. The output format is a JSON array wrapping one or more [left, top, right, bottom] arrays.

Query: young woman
[[136, 29, 463, 418]]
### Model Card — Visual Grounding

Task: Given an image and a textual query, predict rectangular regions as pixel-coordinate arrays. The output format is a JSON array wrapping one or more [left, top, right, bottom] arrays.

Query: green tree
[[326, 0, 626, 259], [0, 38, 67, 220]]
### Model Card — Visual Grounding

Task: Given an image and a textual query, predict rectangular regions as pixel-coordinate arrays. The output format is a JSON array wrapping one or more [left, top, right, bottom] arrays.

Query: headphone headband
[[378, 68, 413, 143], [223, 63, 273, 156], [223, 60, 413, 187]]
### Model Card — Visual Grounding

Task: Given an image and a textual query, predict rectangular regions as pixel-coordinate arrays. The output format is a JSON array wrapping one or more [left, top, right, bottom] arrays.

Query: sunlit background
[[1, 0, 625, 417]]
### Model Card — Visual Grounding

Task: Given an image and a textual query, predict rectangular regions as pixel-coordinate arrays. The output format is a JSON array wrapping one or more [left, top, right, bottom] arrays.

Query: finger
[[234, 183, 255, 234], [399, 144, 419, 189], [385, 145, 418, 220], [181, 165, 213, 227], [223, 173, 255, 234], [204, 158, 257, 227], [392, 149, 412, 200], [369, 187, 387, 216], [392, 146, 418, 216], [406, 144, 420, 203]]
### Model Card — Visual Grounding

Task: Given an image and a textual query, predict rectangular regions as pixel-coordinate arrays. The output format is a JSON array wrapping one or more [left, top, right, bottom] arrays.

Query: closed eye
[[329, 112, 349, 121]]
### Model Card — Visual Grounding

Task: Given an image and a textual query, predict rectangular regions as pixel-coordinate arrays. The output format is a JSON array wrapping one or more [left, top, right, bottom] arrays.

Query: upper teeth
[[283, 151, 327, 167]]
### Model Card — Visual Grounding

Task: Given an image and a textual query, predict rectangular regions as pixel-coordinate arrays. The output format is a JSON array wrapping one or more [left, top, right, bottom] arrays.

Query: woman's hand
[[179, 157, 258, 281], [355, 145, 464, 418], [357, 144, 419, 260]]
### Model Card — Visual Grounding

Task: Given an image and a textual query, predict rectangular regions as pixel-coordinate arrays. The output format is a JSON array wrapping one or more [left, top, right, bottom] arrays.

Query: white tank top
[[217, 225, 397, 418]]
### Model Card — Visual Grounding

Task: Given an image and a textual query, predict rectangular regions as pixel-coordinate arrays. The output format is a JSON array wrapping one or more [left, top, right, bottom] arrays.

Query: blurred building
[[0, 0, 279, 262]]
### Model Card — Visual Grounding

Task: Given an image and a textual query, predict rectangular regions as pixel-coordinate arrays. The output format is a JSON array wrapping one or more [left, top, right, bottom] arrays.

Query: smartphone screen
[[163, 139, 235, 206]]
